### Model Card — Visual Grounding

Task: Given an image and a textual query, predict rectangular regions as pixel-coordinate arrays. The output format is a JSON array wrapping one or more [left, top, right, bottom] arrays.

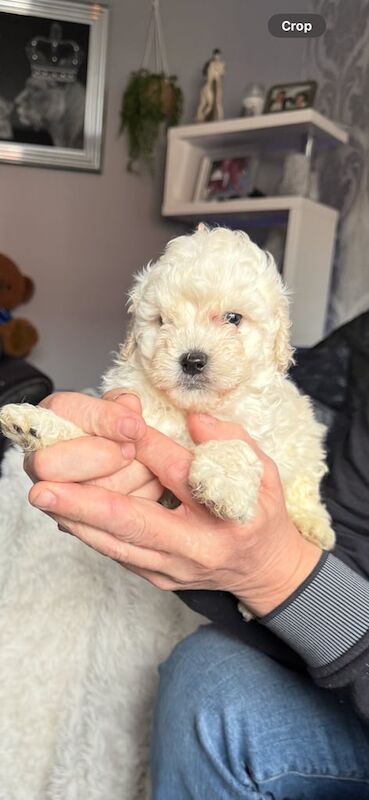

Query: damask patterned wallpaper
[[303, 0, 369, 330]]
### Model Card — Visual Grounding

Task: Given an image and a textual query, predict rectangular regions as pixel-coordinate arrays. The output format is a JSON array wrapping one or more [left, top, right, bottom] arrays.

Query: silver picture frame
[[0, 0, 109, 171]]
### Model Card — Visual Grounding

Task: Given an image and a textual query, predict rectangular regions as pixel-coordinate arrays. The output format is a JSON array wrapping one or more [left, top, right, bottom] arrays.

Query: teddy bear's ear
[[22, 276, 35, 303]]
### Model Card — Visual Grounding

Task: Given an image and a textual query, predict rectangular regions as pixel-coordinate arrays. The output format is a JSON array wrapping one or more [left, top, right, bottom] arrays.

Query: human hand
[[24, 391, 162, 501], [28, 408, 321, 617]]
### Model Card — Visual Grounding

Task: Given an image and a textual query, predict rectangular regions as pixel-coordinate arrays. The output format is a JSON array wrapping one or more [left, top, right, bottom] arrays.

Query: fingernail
[[117, 416, 140, 439], [31, 489, 56, 509], [197, 413, 216, 425], [121, 442, 135, 460]]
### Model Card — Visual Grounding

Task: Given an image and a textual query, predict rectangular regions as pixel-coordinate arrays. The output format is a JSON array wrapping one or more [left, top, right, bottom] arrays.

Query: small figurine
[[195, 48, 225, 123]]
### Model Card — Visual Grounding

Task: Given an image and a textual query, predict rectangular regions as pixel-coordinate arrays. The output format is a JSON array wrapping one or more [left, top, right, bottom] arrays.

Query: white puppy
[[0, 226, 334, 607]]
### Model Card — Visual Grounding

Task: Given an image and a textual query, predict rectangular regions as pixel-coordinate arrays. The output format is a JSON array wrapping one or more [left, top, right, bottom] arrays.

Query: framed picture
[[194, 154, 259, 202], [264, 81, 317, 114], [0, 0, 109, 171]]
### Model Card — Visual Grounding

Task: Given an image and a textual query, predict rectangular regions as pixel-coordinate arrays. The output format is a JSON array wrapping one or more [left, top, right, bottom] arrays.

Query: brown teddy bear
[[0, 254, 39, 358]]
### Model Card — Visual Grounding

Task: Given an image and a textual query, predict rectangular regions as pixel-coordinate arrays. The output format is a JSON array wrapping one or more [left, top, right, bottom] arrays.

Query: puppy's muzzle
[[180, 350, 208, 375]]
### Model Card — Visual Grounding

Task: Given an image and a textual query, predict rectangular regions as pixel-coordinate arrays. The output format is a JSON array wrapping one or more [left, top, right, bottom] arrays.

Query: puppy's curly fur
[[0, 226, 334, 591]]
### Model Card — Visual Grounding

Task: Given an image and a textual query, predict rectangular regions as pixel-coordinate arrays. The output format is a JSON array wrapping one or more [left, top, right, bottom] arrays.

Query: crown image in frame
[[26, 22, 85, 83]]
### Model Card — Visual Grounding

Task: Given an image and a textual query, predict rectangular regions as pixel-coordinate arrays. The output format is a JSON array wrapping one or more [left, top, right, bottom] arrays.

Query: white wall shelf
[[167, 108, 348, 145], [164, 195, 334, 222], [162, 110, 348, 216], [161, 111, 348, 347]]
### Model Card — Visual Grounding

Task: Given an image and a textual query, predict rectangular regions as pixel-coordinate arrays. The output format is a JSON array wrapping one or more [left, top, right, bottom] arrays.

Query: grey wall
[[0, 0, 310, 390], [303, 0, 369, 331]]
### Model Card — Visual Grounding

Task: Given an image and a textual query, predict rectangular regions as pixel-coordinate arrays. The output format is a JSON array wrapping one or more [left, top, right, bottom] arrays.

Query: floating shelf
[[164, 196, 338, 225], [167, 108, 348, 147], [162, 110, 348, 217]]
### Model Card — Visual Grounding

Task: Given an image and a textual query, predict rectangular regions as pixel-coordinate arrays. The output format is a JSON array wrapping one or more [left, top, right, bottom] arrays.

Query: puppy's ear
[[274, 294, 294, 374], [121, 262, 154, 360], [120, 322, 137, 360], [127, 261, 153, 314]]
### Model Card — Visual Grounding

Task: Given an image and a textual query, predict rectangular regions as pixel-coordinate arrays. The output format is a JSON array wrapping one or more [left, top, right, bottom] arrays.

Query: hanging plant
[[120, 69, 183, 172], [119, 0, 184, 172]]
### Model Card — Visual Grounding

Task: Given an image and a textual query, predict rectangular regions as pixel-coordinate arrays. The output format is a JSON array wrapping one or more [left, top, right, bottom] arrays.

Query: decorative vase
[[241, 83, 265, 117]]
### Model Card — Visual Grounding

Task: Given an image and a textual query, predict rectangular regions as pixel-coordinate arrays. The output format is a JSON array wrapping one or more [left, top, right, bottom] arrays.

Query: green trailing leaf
[[120, 69, 183, 172]]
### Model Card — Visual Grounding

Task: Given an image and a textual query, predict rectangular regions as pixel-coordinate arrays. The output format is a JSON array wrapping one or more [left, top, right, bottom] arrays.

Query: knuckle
[[125, 511, 148, 545], [103, 539, 126, 563], [163, 456, 190, 483], [106, 494, 147, 545], [152, 574, 175, 591], [90, 400, 110, 430], [204, 552, 219, 571], [106, 491, 126, 521]]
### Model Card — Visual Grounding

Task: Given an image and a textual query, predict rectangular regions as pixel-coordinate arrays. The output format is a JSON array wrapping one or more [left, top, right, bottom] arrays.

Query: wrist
[[236, 527, 322, 617]]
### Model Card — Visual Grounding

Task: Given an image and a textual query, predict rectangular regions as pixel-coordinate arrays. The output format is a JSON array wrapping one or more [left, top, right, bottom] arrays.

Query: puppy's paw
[[299, 515, 335, 551], [0, 403, 85, 452], [188, 439, 263, 523], [285, 478, 335, 551]]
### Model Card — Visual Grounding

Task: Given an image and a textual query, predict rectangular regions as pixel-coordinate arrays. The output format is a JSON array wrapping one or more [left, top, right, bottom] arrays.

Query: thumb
[[187, 412, 280, 492], [188, 412, 257, 448]]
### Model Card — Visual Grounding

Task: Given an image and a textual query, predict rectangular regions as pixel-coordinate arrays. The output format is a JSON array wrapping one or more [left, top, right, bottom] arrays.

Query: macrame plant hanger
[[120, 0, 182, 170], [141, 0, 170, 75]]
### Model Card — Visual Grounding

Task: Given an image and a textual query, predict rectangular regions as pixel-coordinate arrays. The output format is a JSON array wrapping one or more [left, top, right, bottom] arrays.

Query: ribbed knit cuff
[[260, 553, 369, 668]]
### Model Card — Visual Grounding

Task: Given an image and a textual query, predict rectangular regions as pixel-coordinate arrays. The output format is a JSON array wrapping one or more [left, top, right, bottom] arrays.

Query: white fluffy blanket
[[0, 447, 203, 800]]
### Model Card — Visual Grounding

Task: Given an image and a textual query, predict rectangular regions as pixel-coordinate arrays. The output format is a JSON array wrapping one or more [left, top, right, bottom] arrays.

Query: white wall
[[0, 0, 310, 389]]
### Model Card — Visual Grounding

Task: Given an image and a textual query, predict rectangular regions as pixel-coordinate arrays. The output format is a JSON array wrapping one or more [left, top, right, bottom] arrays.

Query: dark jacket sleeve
[[263, 393, 369, 725], [260, 552, 369, 724]]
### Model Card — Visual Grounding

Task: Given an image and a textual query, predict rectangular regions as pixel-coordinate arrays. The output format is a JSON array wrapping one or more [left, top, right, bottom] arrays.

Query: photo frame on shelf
[[193, 152, 259, 202], [264, 81, 317, 114], [0, 0, 108, 171]]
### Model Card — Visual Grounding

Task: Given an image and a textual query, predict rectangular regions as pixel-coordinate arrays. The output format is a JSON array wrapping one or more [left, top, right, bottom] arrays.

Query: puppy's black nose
[[180, 350, 208, 375]]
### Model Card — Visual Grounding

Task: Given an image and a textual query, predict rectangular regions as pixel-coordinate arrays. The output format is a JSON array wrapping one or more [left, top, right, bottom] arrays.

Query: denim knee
[[151, 624, 369, 800], [151, 624, 263, 795]]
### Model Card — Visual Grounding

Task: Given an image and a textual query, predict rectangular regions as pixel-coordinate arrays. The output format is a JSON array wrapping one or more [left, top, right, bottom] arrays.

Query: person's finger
[[123, 565, 179, 591], [103, 389, 142, 416], [53, 514, 170, 572], [28, 480, 190, 551], [87, 460, 162, 500], [134, 426, 196, 507], [24, 436, 135, 483], [39, 392, 146, 442], [29, 481, 181, 549], [187, 412, 280, 492]]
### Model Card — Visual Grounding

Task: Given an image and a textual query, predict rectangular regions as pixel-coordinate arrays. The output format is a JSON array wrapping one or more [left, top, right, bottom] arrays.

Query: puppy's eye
[[224, 312, 243, 326], [159, 316, 164, 326]]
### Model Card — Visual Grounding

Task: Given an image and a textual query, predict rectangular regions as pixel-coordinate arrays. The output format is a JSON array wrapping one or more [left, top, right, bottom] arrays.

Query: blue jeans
[[150, 624, 369, 799]]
